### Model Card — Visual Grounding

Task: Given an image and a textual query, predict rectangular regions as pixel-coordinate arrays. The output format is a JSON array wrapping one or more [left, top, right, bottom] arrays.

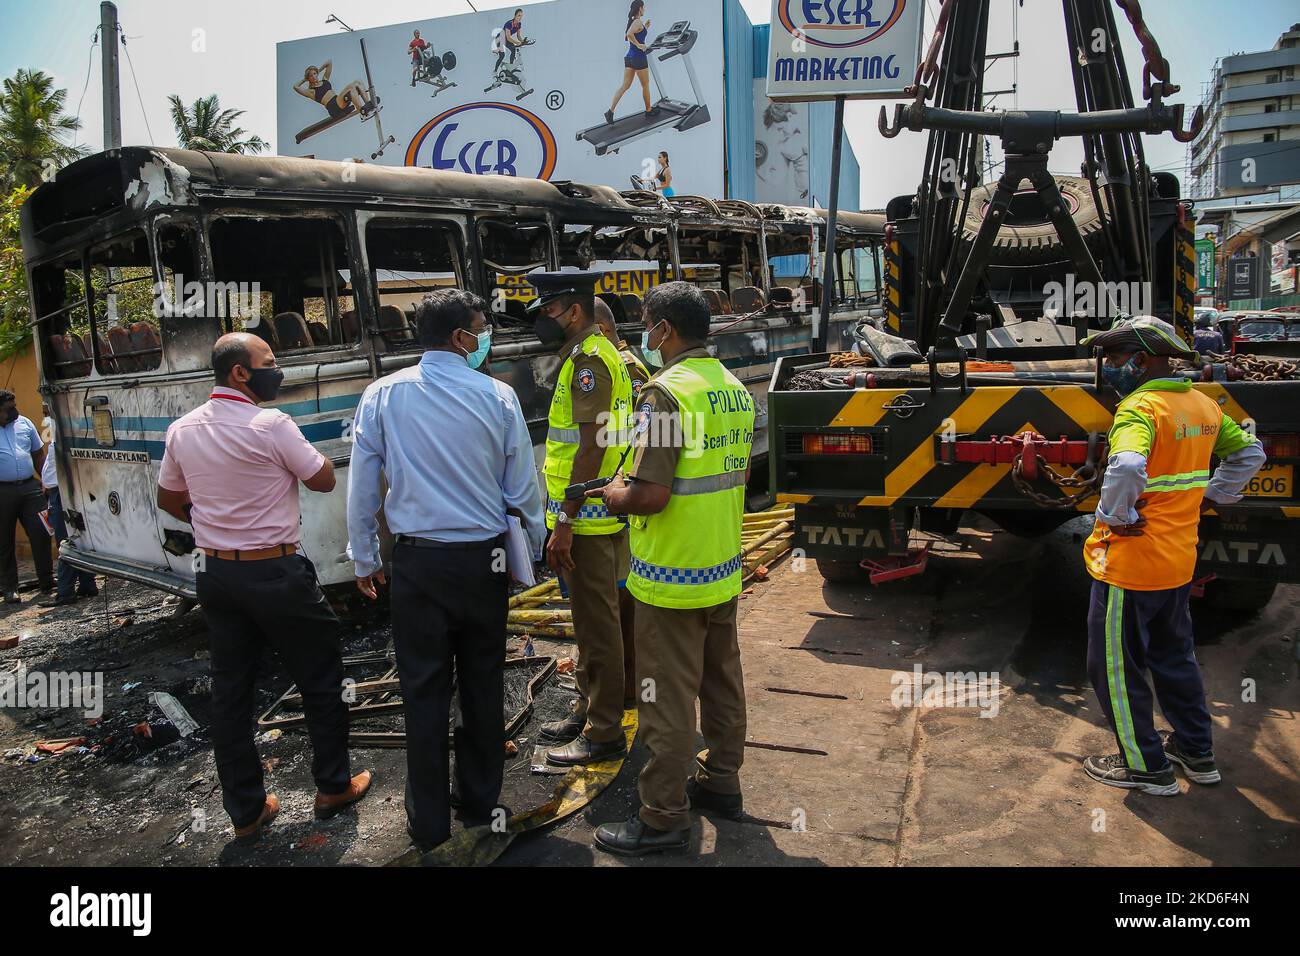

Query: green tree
[[167, 94, 267, 154], [0, 69, 86, 190], [0, 185, 36, 360]]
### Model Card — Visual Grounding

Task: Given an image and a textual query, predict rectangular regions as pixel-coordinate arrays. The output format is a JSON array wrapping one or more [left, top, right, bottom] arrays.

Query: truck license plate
[[1245, 464, 1292, 498]]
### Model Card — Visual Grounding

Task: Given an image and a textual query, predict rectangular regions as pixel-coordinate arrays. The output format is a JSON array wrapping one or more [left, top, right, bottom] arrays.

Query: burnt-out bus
[[21, 146, 883, 597]]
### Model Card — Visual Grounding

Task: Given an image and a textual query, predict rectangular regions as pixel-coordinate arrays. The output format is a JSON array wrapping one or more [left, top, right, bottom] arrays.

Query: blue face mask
[[1101, 354, 1144, 396], [463, 328, 492, 369], [641, 321, 665, 369]]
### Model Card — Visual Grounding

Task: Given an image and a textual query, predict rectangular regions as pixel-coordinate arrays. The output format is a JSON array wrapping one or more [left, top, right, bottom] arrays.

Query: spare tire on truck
[[960, 175, 1107, 266]]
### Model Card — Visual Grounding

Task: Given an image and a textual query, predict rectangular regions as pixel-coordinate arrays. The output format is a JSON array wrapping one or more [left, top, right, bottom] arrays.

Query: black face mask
[[242, 366, 284, 402], [2, 408, 17, 426], [533, 307, 569, 347]]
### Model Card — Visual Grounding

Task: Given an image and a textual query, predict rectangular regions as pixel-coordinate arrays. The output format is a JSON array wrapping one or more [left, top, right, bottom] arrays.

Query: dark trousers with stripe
[[1086, 580, 1213, 773], [390, 538, 508, 849]]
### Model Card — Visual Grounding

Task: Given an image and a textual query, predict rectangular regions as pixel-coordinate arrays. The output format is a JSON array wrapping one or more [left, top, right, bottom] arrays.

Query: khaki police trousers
[[634, 596, 746, 831], [566, 529, 629, 744]]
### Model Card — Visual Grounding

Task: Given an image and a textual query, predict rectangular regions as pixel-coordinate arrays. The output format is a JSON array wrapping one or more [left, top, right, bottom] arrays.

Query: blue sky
[[1, 0, 1296, 207]]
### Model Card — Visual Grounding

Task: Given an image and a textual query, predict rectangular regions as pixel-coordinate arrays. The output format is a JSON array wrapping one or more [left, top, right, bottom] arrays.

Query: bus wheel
[[1202, 579, 1277, 613], [816, 557, 862, 584]]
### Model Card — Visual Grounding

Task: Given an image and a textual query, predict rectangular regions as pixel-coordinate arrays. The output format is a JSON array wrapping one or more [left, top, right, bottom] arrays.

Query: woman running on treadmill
[[654, 151, 674, 197], [606, 1, 652, 124], [293, 61, 369, 120]]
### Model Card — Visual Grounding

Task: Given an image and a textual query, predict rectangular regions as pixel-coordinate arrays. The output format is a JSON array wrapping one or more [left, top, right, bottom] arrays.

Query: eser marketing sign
[[766, 0, 925, 101]]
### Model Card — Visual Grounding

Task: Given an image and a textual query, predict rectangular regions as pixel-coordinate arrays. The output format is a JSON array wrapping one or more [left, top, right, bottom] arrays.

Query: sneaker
[[3, 591, 19, 605], [1161, 732, 1221, 785], [604, 109, 614, 125], [1083, 753, 1180, 796]]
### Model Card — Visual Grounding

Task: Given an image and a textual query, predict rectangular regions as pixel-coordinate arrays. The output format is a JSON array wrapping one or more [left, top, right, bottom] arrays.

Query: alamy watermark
[[0, 666, 103, 719], [890, 664, 1002, 719]]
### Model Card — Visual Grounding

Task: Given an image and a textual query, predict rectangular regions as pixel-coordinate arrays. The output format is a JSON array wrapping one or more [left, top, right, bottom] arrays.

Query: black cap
[[525, 270, 603, 314]]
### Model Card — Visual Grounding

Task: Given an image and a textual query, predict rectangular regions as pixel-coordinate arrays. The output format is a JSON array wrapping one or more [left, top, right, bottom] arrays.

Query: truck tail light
[[803, 434, 872, 455], [1260, 433, 1300, 458]]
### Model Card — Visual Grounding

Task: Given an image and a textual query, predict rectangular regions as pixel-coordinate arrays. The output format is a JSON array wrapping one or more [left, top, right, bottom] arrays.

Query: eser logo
[[777, 0, 908, 48], [405, 102, 558, 179]]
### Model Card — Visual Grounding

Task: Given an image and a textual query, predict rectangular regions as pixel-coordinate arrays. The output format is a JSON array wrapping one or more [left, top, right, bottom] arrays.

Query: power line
[[118, 25, 155, 145], [71, 27, 100, 152]]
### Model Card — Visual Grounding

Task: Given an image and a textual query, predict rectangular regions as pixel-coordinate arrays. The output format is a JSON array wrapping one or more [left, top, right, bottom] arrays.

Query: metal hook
[[1172, 103, 1204, 144], [879, 104, 905, 139]]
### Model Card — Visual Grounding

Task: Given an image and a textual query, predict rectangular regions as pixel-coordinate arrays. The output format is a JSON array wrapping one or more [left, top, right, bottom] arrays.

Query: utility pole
[[100, 1, 122, 150]]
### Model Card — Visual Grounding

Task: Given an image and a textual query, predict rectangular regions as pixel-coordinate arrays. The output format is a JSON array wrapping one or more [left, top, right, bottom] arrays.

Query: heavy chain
[[1180, 352, 1300, 382], [1011, 454, 1104, 510]]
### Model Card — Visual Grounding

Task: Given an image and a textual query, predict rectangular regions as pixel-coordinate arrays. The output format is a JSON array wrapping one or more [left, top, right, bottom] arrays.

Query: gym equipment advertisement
[[276, 0, 725, 193]]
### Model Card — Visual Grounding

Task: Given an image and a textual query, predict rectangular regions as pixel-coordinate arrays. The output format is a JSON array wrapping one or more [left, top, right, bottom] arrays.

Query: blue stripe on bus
[[66, 419, 349, 461], [66, 393, 364, 441]]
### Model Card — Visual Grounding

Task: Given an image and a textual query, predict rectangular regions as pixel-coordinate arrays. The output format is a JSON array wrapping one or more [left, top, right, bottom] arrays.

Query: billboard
[[1195, 238, 1215, 293], [276, 0, 725, 194], [753, 80, 809, 204], [765, 0, 925, 101], [1226, 256, 1260, 300]]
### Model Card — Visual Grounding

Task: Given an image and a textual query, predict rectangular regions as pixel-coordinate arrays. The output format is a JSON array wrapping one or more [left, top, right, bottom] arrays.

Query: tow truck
[[768, 0, 1300, 611]]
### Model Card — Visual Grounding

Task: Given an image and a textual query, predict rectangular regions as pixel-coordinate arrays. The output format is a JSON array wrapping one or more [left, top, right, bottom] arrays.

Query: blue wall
[[723, 0, 756, 202]]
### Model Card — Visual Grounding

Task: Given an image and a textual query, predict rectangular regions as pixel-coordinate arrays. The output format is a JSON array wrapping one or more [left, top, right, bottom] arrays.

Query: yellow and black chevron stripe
[[1174, 217, 1196, 348], [775, 378, 1300, 516], [777, 383, 1113, 512], [883, 237, 902, 333]]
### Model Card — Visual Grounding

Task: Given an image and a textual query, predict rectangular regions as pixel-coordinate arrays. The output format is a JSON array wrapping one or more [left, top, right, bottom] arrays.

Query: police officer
[[594, 281, 754, 856], [157, 333, 371, 843], [1080, 316, 1265, 795], [594, 296, 649, 700], [594, 297, 651, 398], [528, 272, 635, 766]]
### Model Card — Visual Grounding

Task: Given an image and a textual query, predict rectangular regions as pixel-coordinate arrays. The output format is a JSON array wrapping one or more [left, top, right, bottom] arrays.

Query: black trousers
[[0, 478, 53, 592], [46, 487, 97, 598], [391, 538, 507, 848], [196, 552, 351, 828]]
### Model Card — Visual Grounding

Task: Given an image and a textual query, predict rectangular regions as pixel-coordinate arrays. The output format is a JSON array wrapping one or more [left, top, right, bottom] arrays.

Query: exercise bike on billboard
[[484, 27, 535, 101]]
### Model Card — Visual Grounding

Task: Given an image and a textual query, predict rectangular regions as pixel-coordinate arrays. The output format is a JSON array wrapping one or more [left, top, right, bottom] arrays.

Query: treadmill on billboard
[[276, 0, 724, 194]]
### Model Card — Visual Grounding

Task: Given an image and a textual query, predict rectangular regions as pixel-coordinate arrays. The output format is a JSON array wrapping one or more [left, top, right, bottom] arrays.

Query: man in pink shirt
[[156, 332, 371, 844]]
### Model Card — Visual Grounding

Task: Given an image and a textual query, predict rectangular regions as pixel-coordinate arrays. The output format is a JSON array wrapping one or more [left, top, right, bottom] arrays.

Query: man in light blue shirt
[[0, 389, 54, 603], [346, 288, 544, 851]]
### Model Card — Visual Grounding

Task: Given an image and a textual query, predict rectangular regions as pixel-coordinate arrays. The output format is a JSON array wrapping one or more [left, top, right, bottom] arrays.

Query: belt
[[0, 477, 36, 486], [201, 544, 298, 561], [395, 533, 505, 550]]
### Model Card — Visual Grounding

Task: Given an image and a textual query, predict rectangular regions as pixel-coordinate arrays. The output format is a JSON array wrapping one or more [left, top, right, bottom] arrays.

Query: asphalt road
[[1, 518, 1296, 866]]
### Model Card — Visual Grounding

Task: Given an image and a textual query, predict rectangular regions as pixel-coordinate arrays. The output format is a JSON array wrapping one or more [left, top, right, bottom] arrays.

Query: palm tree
[[0, 69, 86, 190], [167, 94, 268, 155]]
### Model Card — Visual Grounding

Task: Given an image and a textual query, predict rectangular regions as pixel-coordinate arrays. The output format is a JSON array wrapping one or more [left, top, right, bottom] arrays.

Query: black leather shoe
[[546, 733, 626, 766], [686, 778, 744, 820], [594, 815, 689, 857], [537, 704, 585, 744], [37, 594, 80, 608]]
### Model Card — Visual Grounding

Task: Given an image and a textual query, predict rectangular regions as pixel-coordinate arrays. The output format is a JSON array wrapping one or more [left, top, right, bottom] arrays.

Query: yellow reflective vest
[[627, 357, 755, 608], [542, 331, 633, 535]]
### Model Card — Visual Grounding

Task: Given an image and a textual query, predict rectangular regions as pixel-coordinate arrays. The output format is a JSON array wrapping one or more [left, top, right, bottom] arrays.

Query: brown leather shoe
[[233, 795, 280, 845], [314, 770, 373, 820]]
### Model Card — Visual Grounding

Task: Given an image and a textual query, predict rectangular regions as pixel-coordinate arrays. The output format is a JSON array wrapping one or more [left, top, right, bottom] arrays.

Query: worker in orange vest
[[1080, 316, 1265, 795]]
